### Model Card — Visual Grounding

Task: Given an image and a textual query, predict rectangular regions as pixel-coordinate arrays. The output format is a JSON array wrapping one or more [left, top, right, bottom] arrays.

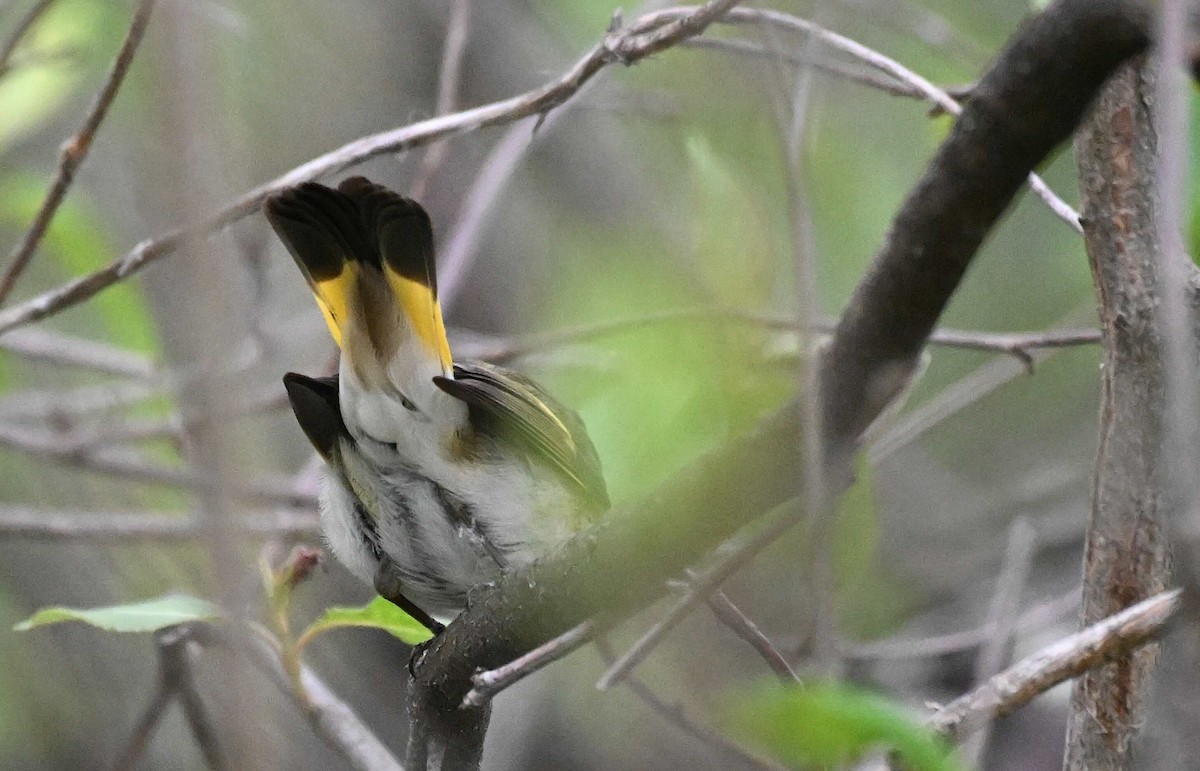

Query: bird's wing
[[435, 360, 609, 512]]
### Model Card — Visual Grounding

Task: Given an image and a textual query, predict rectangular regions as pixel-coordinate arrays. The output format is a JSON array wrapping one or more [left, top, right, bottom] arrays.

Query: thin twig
[[930, 588, 1182, 738], [112, 624, 228, 771], [451, 308, 1100, 364], [461, 620, 595, 707], [706, 589, 800, 682], [961, 518, 1037, 763], [682, 36, 926, 98], [0, 0, 156, 304], [597, 500, 803, 691], [0, 0, 56, 76], [410, 0, 470, 201], [841, 587, 1080, 662], [594, 638, 784, 770], [0, 0, 741, 337], [667, 6, 1083, 233], [189, 623, 403, 771], [0, 380, 159, 421], [0, 327, 155, 378], [111, 670, 174, 771], [160, 626, 228, 771], [865, 305, 1097, 463], [0, 423, 316, 508], [0, 506, 319, 540]]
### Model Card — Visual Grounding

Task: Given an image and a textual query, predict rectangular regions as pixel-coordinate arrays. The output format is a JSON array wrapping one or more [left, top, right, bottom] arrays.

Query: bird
[[265, 177, 608, 632]]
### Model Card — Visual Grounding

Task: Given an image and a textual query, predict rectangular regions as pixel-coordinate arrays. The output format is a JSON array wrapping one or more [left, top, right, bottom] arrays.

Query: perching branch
[[406, 1, 1158, 767]]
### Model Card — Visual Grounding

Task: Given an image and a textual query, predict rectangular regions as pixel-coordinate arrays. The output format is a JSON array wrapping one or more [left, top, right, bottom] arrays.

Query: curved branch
[[409, 0, 1157, 765]]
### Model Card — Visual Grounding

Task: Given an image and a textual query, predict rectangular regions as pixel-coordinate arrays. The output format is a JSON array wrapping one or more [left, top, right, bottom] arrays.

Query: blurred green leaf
[[14, 594, 219, 633], [0, 0, 119, 151], [725, 682, 962, 771], [0, 173, 156, 352], [687, 134, 774, 307], [300, 596, 433, 647], [833, 453, 879, 587]]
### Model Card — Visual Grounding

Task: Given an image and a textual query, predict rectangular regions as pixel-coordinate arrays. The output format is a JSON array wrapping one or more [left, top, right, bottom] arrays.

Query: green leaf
[[0, 173, 157, 352], [301, 596, 433, 647], [14, 594, 219, 633], [725, 682, 963, 771]]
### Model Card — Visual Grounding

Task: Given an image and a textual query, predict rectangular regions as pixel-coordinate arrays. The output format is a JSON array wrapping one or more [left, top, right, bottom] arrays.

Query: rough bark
[[1064, 58, 1171, 770]]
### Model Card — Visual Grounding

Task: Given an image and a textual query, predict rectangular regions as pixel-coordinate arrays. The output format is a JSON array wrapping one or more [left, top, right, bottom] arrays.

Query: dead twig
[[0, 0, 741, 337], [410, 0, 471, 201], [0, 0, 156, 304], [931, 589, 1181, 738], [0, 506, 319, 541], [597, 500, 802, 691], [706, 589, 800, 682], [461, 620, 595, 708]]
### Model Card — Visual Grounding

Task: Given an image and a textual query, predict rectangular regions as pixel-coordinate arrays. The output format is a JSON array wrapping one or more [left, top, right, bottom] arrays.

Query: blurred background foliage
[[0, 0, 1190, 768]]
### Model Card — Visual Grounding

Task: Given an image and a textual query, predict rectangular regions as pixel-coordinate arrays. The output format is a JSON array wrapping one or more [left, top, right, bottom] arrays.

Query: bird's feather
[[264, 178, 452, 374], [434, 361, 610, 511]]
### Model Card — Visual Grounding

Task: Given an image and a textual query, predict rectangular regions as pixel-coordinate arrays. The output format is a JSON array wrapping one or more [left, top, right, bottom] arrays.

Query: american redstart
[[265, 177, 608, 632]]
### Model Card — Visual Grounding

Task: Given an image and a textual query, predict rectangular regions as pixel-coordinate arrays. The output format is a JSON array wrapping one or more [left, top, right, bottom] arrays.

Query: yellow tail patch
[[385, 267, 453, 373], [313, 269, 352, 348]]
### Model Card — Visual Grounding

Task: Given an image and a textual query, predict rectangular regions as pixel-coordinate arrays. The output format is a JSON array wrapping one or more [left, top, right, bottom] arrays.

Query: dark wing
[[434, 361, 609, 512], [283, 372, 347, 460]]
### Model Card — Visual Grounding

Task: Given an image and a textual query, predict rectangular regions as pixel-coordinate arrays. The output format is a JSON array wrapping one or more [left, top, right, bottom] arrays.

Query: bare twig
[[0, 327, 155, 378], [594, 638, 784, 770], [410, 0, 470, 201], [648, 6, 1083, 233], [866, 310, 1091, 463], [451, 308, 1100, 365], [0, 0, 741, 337], [462, 620, 595, 708], [0, 0, 156, 304], [706, 589, 800, 682], [0, 423, 316, 508], [0, 0, 56, 76], [931, 589, 1181, 738], [0, 381, 159, 424], [187, 623, 403, 771], [0, 506, 318, 541], [111, 667, 174, 771], [681, 36, 925, 98], [842, 587, 1080, 662], [113, 624, 228, 771], [597, 500, 803, 691], [961, 519, 1036, 762]]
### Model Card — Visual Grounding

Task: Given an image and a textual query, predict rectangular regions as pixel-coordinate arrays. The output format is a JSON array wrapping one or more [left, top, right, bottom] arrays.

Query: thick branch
[[819, 0, 1152, 454], [408, 1, 1157, 766], [1064, 57, 1174, 770]]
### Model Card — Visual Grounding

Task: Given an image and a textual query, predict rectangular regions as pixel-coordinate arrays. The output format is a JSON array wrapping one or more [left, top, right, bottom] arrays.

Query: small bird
[[265, 177, 608, 631]]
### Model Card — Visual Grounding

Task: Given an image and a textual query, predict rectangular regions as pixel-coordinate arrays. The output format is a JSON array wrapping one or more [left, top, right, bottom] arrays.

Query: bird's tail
[[265, 177, 453, 384]]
